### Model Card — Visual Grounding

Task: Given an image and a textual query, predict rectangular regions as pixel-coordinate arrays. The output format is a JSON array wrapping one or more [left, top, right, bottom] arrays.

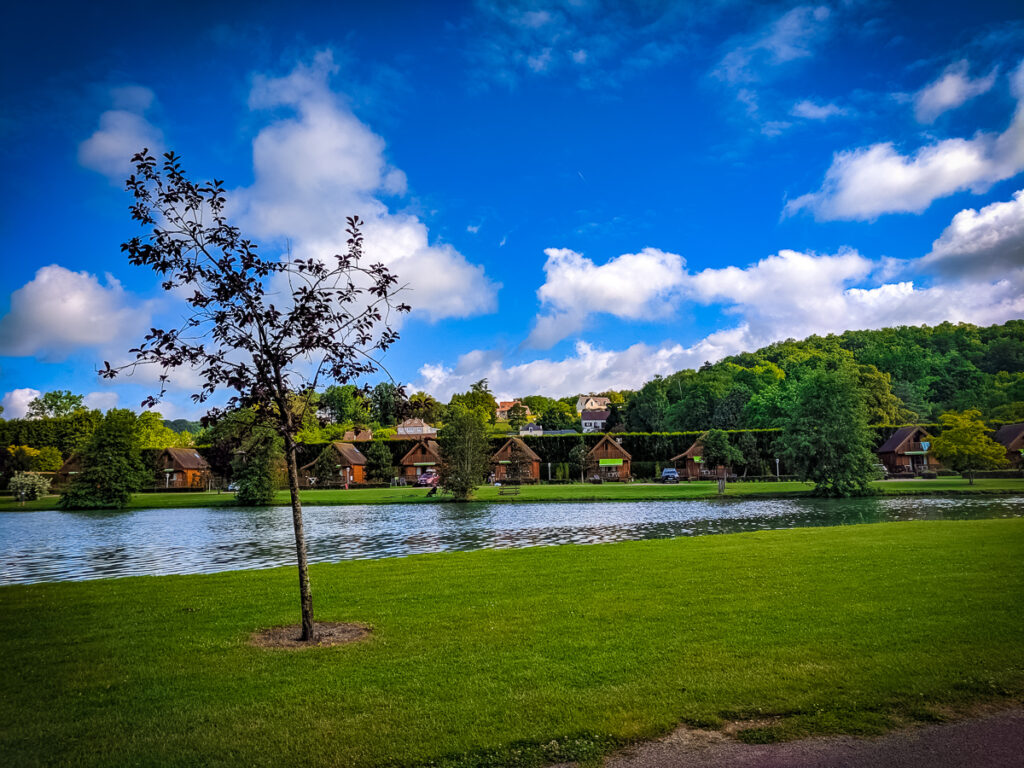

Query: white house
[[575, 395, 611, 413], [581, 409, 610, 433], [395, 418, 437, 436]]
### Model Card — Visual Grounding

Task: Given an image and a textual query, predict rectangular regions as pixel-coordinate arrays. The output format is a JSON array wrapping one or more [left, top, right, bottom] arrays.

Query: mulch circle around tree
[[249, 622, 371, 650]]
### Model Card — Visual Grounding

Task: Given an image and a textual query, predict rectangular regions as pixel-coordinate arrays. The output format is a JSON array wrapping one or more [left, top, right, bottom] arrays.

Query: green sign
[[599, 459, 623, 466]]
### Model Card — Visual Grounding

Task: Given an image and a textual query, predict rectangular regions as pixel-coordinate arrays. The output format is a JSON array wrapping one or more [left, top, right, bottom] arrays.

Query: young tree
[[59, 409, 147, 509], [232, 431, 281, 505], [700, 429, 743, 494], [505, 438, 533, 483], [310, 444, 341, 486], [507, 402, 529, 431], [27, 390, 85, 419], [364, 440, 394, 483], [568, 438, 588, 482], [102, 150, 408, 641], [929, 410, 1007, 484], [778, 366, 876, 497], [437, 405, 490, 500]]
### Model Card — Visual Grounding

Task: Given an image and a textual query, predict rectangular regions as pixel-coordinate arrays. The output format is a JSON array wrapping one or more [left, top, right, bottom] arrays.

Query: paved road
[[602, 708, 1024, 768]]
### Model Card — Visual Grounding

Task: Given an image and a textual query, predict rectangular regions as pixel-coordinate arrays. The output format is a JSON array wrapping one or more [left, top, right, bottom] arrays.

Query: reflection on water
[[1, 495, 1021, 585]]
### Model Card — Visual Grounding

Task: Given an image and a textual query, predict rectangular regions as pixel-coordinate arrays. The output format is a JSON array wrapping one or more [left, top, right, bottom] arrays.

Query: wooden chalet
[[156, 447, 211, 489], [671, 438, 711, 480], [57, 453, 84, 483], [399, 439, 443, 480], [586, 435, 631, 481], [876, 426, 939, 475], [299, 442, 367, 485], [491, 437, 541, 482], [993, 422, 1024, 468]]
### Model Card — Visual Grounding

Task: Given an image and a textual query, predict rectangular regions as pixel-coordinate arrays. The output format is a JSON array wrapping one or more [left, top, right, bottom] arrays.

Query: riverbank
[[3, 477, 1023, 511], [2, 518, 1022, 766]]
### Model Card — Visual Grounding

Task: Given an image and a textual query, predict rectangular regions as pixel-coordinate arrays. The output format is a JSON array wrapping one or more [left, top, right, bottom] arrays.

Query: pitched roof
[[397, 418, 433, 428], [587, 434, 631, 460], [492, 437, 541, 463], [164, 447, 209, 470], [993, 422, 1024, 449], [877, 426, 929, 454], [343, 427, 373, 441], [671, 438, 704, 462], [581, 409, 611, 420], [333, 442, 367, 465], [399, 439, 442, 465]]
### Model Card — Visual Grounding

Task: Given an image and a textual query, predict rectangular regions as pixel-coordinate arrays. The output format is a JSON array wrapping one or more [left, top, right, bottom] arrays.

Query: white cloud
[[527, 247, 686, 347], [83, 391, 120, 411], [790, 99, 847, 120], [420, 246, 1024, 400], [231, 52, 498, 321], [914, 60, 997, 124], [787, 61, 1024, 220], [1, 388, 41, 419], [0, 265, 153, 361], [922, 189, 1024, 278], [714, 5, 831, 85], [78, 86, 163, 181]]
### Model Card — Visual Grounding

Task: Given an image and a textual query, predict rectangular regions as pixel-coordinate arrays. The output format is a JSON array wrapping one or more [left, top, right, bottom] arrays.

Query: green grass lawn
[[3, 477, 1023, 512], [2, 519, 1022, 766]]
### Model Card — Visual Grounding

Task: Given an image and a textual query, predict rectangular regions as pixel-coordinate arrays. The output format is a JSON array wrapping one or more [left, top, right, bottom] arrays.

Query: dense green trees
[[26, 390, 85, 419], [929, 410, 1008, 484], [58, 409, 147, 509], [537, 401, 578, 431]]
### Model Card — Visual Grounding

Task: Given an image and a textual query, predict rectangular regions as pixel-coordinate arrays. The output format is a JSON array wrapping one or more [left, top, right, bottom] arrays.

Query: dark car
[[660, 467, 680, 483], [416, 469, 439, 487]]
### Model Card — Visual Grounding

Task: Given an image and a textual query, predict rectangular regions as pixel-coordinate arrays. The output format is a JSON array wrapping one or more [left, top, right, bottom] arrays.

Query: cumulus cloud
[[921, 189, 1024, 278], [83, 391, 120, 411], [78, 86, 163, 181], [0, 265, 153, 361], [786, 61, 1024, 220], [914, 60, 997, 124], [1, 388, 41, 419], [420, 245, 1024, 400], [790, 99, 846, 120], [231, 52, 498, 321], [527, 247, 686, 347]]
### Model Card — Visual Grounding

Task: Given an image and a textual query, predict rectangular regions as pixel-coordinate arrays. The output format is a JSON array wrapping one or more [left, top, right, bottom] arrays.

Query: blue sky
[[2, 0, 1024, 420]]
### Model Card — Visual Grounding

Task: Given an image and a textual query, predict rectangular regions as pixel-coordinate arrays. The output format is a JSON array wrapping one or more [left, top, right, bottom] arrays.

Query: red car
[[416, 469, 439, 487]]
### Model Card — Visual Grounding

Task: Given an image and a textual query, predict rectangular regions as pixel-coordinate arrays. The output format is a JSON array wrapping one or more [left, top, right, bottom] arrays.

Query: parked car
[[660, 467, 679, 484], [416, 469, 439, 487]]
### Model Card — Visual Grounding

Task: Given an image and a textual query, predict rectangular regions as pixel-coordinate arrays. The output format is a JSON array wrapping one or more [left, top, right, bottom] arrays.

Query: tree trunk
[[968, 469, 975, 485], [285, 435, 315, 641]]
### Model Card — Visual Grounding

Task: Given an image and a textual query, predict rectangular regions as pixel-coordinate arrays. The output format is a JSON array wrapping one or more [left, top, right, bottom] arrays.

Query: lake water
[[2, 495, 1022, 585]]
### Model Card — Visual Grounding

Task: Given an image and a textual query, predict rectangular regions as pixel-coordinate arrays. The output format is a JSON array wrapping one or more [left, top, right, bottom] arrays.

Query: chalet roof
[[587, 434, 631, 460], [399, 439, 442, 465], [877, 426, 931, 454], [492, 437, 541, 463], [300, 442, 367, 471], [581, 409, 611, 420], [993, 422, 1024, 449], [343, 427, 373, 442], [397, 418, 433, 428], [58, 453, 83, 474], [671, 438, 704, 462], [164, 447, 209, 471]]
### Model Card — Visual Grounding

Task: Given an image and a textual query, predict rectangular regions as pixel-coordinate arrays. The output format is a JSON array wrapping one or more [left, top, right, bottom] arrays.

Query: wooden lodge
[[586, 435, 631, 481], [156, 447, 211, 489], [671, 438, 712, 480], [876, 426, 940, 475], [491, 437, 541, 482], [993, 422, 1024, 469], [399, 439, 443, 481], [299, 442, 367, 486], [56, 453, 84, 484]]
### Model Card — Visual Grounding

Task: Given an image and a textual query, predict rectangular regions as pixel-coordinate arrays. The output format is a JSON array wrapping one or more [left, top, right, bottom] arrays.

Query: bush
[[967, 469, 1023, 479], [920, 471, 938, 479], [8, 472, 51, 501]]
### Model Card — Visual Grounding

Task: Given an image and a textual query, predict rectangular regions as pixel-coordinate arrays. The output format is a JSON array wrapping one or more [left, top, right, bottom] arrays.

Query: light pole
[[774, 457, 780, 480]]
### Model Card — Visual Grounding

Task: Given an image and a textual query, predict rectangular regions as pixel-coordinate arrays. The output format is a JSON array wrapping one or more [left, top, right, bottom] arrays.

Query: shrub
[[9, 472, 51, 501]]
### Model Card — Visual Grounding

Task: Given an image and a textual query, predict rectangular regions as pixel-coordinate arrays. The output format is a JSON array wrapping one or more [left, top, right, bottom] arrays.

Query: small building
[[876, 426, 939, 475], [299, 442, 367, 485], [399, 439, 443, 480], [586, 435, 631, 481], [156, 447, 211, 489], [575, 395, 611, 413], [342, 427, 373, 442], [57, 453, 84, 484], [993, 422, 1024, 468], [496, 400, 532, 421], [671, 436, 729, 480], [520, 422, 543, 436], [581, 409, 610, 433], [491, 437, 541, 482], [395, 418, 437, 437]]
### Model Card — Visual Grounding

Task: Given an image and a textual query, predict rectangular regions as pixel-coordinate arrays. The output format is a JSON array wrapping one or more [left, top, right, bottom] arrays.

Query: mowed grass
[[2, 519, 1023, 767], [4, 477, 1023, 512]]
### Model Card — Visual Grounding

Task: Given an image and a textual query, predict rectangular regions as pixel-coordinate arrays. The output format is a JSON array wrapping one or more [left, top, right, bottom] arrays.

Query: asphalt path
[[598, 708, 1024, 768]]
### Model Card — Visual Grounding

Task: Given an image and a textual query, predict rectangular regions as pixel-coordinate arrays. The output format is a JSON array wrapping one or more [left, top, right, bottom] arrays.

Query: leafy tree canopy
[[27, 390, 85, 419], [929, 409, 1008, 484]]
